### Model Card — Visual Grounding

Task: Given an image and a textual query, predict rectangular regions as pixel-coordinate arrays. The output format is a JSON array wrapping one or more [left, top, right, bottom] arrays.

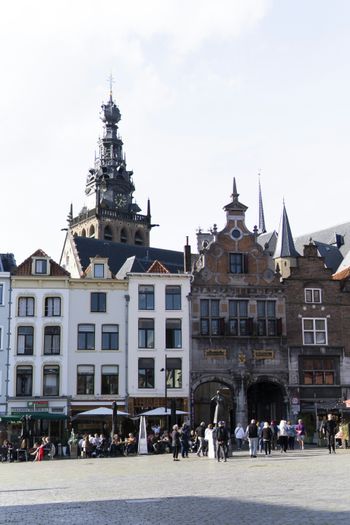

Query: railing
[[70, 207, 149, 226]]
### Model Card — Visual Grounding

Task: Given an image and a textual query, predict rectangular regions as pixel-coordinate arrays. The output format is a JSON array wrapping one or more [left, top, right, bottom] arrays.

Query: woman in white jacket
[[278, 420, 289, 453], [234, 423, 245, 450]]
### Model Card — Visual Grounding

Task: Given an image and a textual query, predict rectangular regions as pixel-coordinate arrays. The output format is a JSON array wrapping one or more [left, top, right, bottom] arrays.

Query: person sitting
[[110, 434, 123, 457], [125, 433, 137, 455]]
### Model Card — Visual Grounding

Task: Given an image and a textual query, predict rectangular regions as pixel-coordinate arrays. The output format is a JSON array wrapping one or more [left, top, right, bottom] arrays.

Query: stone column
[[235, 373, 248, 426]]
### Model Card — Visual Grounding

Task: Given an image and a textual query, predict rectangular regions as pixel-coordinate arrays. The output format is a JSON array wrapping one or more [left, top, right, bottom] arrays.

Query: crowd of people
[[1, 413, 347, 463]]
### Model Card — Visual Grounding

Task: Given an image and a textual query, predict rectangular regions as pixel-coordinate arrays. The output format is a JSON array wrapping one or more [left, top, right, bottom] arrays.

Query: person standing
[[205, 424, 215, 459], [195, 421, 206, 457], [246, 419, 258, 458], [180, 423, 190, 458], [278, 420, 288, 453], [323, 414, 337, 454], [287, 420, 296, 450], [261, 422, 272, 456], [295, 419, 306, 450], [172, 424, 181, 461], [234, 423, 245, 451], [216, 421, 229, 462]]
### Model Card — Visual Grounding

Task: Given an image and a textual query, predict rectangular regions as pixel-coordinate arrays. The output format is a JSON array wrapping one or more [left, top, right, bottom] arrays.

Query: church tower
[[68, 86, 152, 246]]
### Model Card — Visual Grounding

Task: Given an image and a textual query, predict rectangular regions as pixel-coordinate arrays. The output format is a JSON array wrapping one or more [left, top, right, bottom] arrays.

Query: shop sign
[[205, 348, 227, 358], [253, 350, 274, 360]]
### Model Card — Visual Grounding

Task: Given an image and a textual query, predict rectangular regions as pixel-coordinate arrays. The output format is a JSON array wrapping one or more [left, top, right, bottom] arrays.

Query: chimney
[[184, 236, 191, 273]]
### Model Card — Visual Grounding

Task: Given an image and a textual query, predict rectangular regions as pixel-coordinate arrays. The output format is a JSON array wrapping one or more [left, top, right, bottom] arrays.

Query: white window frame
[[302, 318, 328, 345], [94, 263, 105, 278], [304, 288, 322, 304]]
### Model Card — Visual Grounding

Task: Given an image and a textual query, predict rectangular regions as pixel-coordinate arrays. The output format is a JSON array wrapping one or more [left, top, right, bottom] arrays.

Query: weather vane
[[108, 73, 115, 98]]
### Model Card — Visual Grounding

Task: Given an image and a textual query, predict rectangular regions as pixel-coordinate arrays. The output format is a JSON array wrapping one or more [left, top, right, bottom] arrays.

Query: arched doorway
[[247, 381, 286, 423], [193, 380, 235, 431]]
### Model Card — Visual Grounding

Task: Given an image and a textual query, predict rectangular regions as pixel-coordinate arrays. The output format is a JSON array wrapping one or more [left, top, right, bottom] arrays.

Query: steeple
[[258, 175, 266, 234], [274, 201, 300, 278], [224, 177, 248, 214], [67, 84, 153, 247]]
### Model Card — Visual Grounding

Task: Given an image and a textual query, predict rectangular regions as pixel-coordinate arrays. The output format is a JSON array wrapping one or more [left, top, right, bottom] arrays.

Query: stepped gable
[[74, 236, 184, 275], [15, 249, 70, 277]]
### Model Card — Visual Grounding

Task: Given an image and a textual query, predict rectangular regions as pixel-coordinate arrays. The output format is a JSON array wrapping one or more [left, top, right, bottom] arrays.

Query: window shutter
[[243, 254, 249, 274], [248, 317, 254, 335], [277, 318, 283, 336]]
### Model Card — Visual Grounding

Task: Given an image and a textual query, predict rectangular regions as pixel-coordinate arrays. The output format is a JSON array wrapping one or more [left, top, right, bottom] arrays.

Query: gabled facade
[[191, 181, 288, 429], [283, 241, 350, 429], [8, 250, 70, 440], [125, 265, 191, 414]]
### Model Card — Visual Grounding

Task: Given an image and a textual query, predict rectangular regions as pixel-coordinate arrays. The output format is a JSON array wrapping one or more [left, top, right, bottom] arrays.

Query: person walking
[[172, 424, 181, 461], [278, 420, 288, 453], [261, 422, 272, 456], [216, 421, 229, 462], [180, 423, 190, 458], [234, 423, 245, 451], [323, 413, 337, 454], [246, 419, 259, 458], [195, 422, 206, 457], [287, 420, 296, 450]]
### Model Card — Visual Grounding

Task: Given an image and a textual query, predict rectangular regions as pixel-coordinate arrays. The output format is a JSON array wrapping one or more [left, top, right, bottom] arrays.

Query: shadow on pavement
[[0, 495, 348, 525]]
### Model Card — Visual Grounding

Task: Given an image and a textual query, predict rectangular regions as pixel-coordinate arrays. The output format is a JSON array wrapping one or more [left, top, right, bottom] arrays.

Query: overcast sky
[[1, 0, 350, 264]]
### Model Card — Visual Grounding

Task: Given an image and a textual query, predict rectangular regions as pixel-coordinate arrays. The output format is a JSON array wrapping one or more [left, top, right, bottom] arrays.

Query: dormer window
[[33, 258, 49, 275], [229, 253, 248, 274], [94, 263, 105, 279], [305, 288, 322, 304]]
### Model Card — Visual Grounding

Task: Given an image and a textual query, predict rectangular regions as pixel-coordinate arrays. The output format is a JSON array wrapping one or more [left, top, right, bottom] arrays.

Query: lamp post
[[160, 354, 168, 413], [111, 401, 117, 438]]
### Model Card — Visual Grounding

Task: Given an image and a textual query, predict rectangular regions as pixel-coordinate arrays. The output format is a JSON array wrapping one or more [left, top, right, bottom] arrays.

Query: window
[[17, 326, 34, 355], [257, 301, 280, 336], [302, 358, 336, 385], [200, 299, 224, 336], [44, 326, 61, 355], [101, 365, 119, 395], [138, 319, 154, 348], [166, 319, 182, 348], [302, 318, 327, 345], [0, 326, 2, 350], [138, 358, 154, 388], [91, 292, 106, 312], [138, 285, 154, 310], [229, 253, 247, 274], [18, 297, 35, 317], [45, 297, 61, 316], [0, 284, 3, 305], [229, 300, 251, 336], [43, 365, 59, 396], [78, 324, 95, 350], [305, 288, 322, 304], [35, 259, 48, 274], [77, 365, 94, 395], [166, 286, 181, 310], [166, 358, 182, 389], [102, 324, 119, 350], [94, 263, 105, 278], [16, 366, 33, 396]]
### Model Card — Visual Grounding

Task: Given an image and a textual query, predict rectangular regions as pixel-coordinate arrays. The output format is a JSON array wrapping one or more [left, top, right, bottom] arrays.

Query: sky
[[1, 0, 350, 264]]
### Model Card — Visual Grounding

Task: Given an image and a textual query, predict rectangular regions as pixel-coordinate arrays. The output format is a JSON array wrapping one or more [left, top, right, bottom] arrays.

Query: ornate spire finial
[[232, 177, 239, 199], [108, 73, 115, 101], [258, 173, 266, 233]]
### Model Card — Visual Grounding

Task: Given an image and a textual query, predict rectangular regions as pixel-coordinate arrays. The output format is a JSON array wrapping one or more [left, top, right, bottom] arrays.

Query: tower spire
[[274, 200, 299, 258], [258, 173, 266, 233]]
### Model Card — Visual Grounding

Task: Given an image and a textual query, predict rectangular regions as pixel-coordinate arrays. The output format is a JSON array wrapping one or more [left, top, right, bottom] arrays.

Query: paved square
[[0, 449, 349, 524]]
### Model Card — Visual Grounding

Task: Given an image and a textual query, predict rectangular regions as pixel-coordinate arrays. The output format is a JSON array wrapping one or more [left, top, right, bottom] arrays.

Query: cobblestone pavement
[[0, 448, 349, 524]]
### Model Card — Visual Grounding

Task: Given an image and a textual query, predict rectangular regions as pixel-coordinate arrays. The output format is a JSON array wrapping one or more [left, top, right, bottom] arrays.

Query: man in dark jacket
[[246, 419, 258, 458], [216, 421, 229, 462], [323, 414, 337, 454], [195, 422, 206, 456]]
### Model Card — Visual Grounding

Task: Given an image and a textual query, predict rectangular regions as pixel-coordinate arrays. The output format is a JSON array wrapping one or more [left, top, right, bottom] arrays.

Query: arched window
[[104, 225, 113, 241], [135, 230, 144, 246], [120, 228, 128, 243], [81, 229, 86, 237], [89, 225, 95, 238], [73, 232, 78, 237]]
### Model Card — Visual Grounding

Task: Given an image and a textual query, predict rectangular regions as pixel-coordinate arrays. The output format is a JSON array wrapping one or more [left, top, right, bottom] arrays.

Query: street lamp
[[160, 354, 168, 413]]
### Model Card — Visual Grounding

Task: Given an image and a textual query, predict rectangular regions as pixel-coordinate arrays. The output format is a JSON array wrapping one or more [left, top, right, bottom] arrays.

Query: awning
[[0, 412, 67, 422]]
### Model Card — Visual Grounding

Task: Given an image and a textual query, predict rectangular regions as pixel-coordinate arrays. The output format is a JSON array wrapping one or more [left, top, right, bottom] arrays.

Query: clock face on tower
[[114, 193, 127, 208]]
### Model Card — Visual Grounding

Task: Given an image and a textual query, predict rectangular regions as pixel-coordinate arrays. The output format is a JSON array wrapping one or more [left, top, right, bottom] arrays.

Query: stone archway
[[247, 379, 287, 423], [192, 377, 235, 430]]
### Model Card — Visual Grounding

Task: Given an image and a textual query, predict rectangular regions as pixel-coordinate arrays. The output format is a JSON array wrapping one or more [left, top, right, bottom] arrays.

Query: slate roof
[[0, 253, 16, 273], [273, 204, 300, 258], [15, 249, 70, 277], [74, 237, 185, 275]]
